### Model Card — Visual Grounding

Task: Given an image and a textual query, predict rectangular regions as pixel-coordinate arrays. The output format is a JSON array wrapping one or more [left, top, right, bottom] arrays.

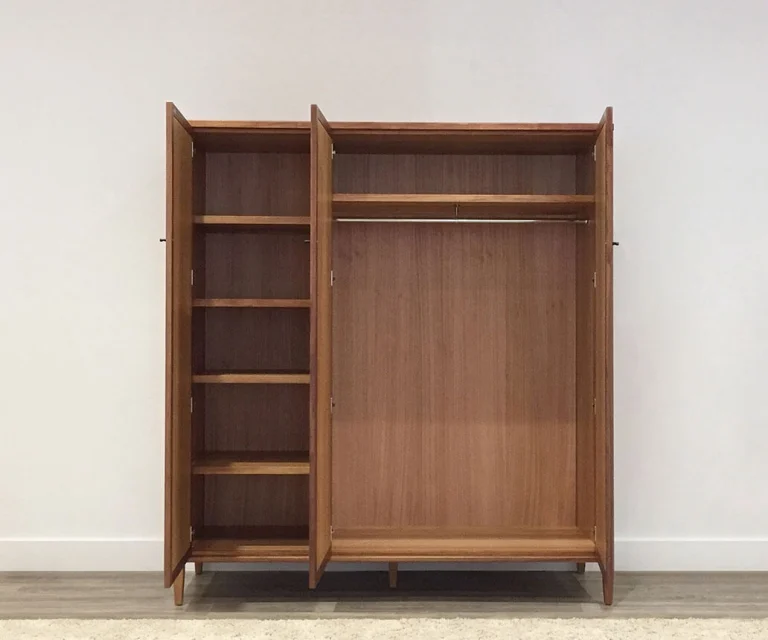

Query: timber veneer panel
[[205, 153, 310, 217], [196, 307, 309, 374], [332, 222, 577, 530], [194, 231, 310, 300], [333, 154, 583, 195], [203, 476, 309, 529], [199, 385, 308, 453]]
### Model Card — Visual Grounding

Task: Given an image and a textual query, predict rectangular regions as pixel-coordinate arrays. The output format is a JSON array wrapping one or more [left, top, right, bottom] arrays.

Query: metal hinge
[[330, 269, 335, 287], [330, 396, 334, 415], [191, 143, 195, 158], [592, 146, 596, 160], [592, 272, 596, 289], [331, 145, 336, 158], [190, 397, 194, 413], [189, 526, 194, 541], [593, 398, 596, 415], [191, 270, 195, 287]]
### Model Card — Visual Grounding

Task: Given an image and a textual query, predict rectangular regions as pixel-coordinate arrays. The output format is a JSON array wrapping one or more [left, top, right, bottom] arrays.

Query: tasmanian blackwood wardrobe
[[164, 103, 615, 605]]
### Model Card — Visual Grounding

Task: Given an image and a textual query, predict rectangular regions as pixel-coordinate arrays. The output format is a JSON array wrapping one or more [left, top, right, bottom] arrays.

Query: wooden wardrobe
[[164, 103, 614, 605]]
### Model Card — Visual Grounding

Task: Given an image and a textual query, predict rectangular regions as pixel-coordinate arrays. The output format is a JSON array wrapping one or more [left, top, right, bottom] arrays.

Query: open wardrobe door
[[594, 107, 614, 605], [164, 103, 194, 592], [309, 104, 334, 587]]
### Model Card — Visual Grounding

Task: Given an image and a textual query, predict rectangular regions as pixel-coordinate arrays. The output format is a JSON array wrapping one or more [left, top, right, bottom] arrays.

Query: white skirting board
[[1, 538, 767, 572]]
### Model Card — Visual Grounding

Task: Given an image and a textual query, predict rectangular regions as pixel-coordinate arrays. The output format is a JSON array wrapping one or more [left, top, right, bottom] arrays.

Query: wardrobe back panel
[[332, 223, 577, 530], [205, 152, 310, 216], [195, 308, 309, 374], [197, 385, 309, 453], [203, 476, 308, 529], [193, 230, 310, 299], [333, 154, 579, 195]]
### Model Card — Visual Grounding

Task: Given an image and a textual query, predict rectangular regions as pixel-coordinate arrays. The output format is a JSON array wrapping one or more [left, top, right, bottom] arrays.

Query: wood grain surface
[[193, 452, 310, 475], [198, 308, 309, 374], [195, 230, 309, 299], [200, 385, 308, 453], [194, 216, 310, 227], [334, 155, 581, 195], [165, 103, 195, 587], [594, 107, 614, 605], [332, 222, 577, 530], [205, 153, 309, 217], [203, 476, 309, 529], [309, 105, 334, 586]]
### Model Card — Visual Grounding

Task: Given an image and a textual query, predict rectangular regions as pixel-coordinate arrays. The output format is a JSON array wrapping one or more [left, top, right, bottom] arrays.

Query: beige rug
[[1, 619, 767, 639]]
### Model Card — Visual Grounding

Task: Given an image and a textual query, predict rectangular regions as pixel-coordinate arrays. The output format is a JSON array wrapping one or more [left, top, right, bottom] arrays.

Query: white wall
[[1, 0, 767, 572]]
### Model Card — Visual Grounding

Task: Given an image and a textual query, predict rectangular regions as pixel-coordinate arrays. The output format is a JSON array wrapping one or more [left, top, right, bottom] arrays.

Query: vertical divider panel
[[165, 103, 195, 587], [594, 107, 614, 602], [309, 105, 334, 586]]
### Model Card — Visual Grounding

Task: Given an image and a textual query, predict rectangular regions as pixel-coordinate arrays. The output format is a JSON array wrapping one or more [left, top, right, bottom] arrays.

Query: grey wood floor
[[1, 570, 767, 619]]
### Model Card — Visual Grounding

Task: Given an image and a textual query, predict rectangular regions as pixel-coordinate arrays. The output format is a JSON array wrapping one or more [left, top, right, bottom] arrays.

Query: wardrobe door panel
[[594, 107, 614, 602], [309, 105, 334, 586], [165, 102, 195, 587]]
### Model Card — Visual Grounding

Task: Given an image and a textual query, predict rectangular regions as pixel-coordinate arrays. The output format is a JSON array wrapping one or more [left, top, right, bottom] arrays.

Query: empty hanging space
[[332, 223, 579, 541], [328, 123, 599, 558]]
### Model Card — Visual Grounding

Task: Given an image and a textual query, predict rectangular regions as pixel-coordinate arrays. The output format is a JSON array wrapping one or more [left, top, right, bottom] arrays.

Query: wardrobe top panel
[[192, 122, 310, 153], [189, 121, 600, 155], [330, 122, 599, 154]]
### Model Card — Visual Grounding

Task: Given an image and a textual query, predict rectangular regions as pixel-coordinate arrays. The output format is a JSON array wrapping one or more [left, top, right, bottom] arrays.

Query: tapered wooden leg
[[388, 562, 398, 588], [599, 561, 614, 606], [194, 562, 203, 575], [173, 567, 185, 606], [576, 562, 586, 574]]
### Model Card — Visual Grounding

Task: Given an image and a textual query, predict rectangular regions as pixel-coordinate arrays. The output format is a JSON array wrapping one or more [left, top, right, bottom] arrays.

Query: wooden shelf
[[194, 215, 310, 228], [191, 526, 309, 562], [333, 194, 595, 218], [193, 452, 310, 475], [193, 372, 310, 384], [331, 529, 597, 562], [193, 298, 311, 308]]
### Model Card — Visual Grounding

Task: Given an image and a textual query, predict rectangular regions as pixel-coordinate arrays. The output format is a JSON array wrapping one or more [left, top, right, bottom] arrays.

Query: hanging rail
[[335, 218, 589, 224]]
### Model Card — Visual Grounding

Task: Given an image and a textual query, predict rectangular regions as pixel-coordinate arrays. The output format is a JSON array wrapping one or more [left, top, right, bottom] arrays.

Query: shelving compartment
[[186, 126, 312, 563], [191, 475, 310, 562], [193, 307, 309, 377], [190, 382, 310, 559], [203, 149, 310, 217], [194, 384, 309, 467]]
